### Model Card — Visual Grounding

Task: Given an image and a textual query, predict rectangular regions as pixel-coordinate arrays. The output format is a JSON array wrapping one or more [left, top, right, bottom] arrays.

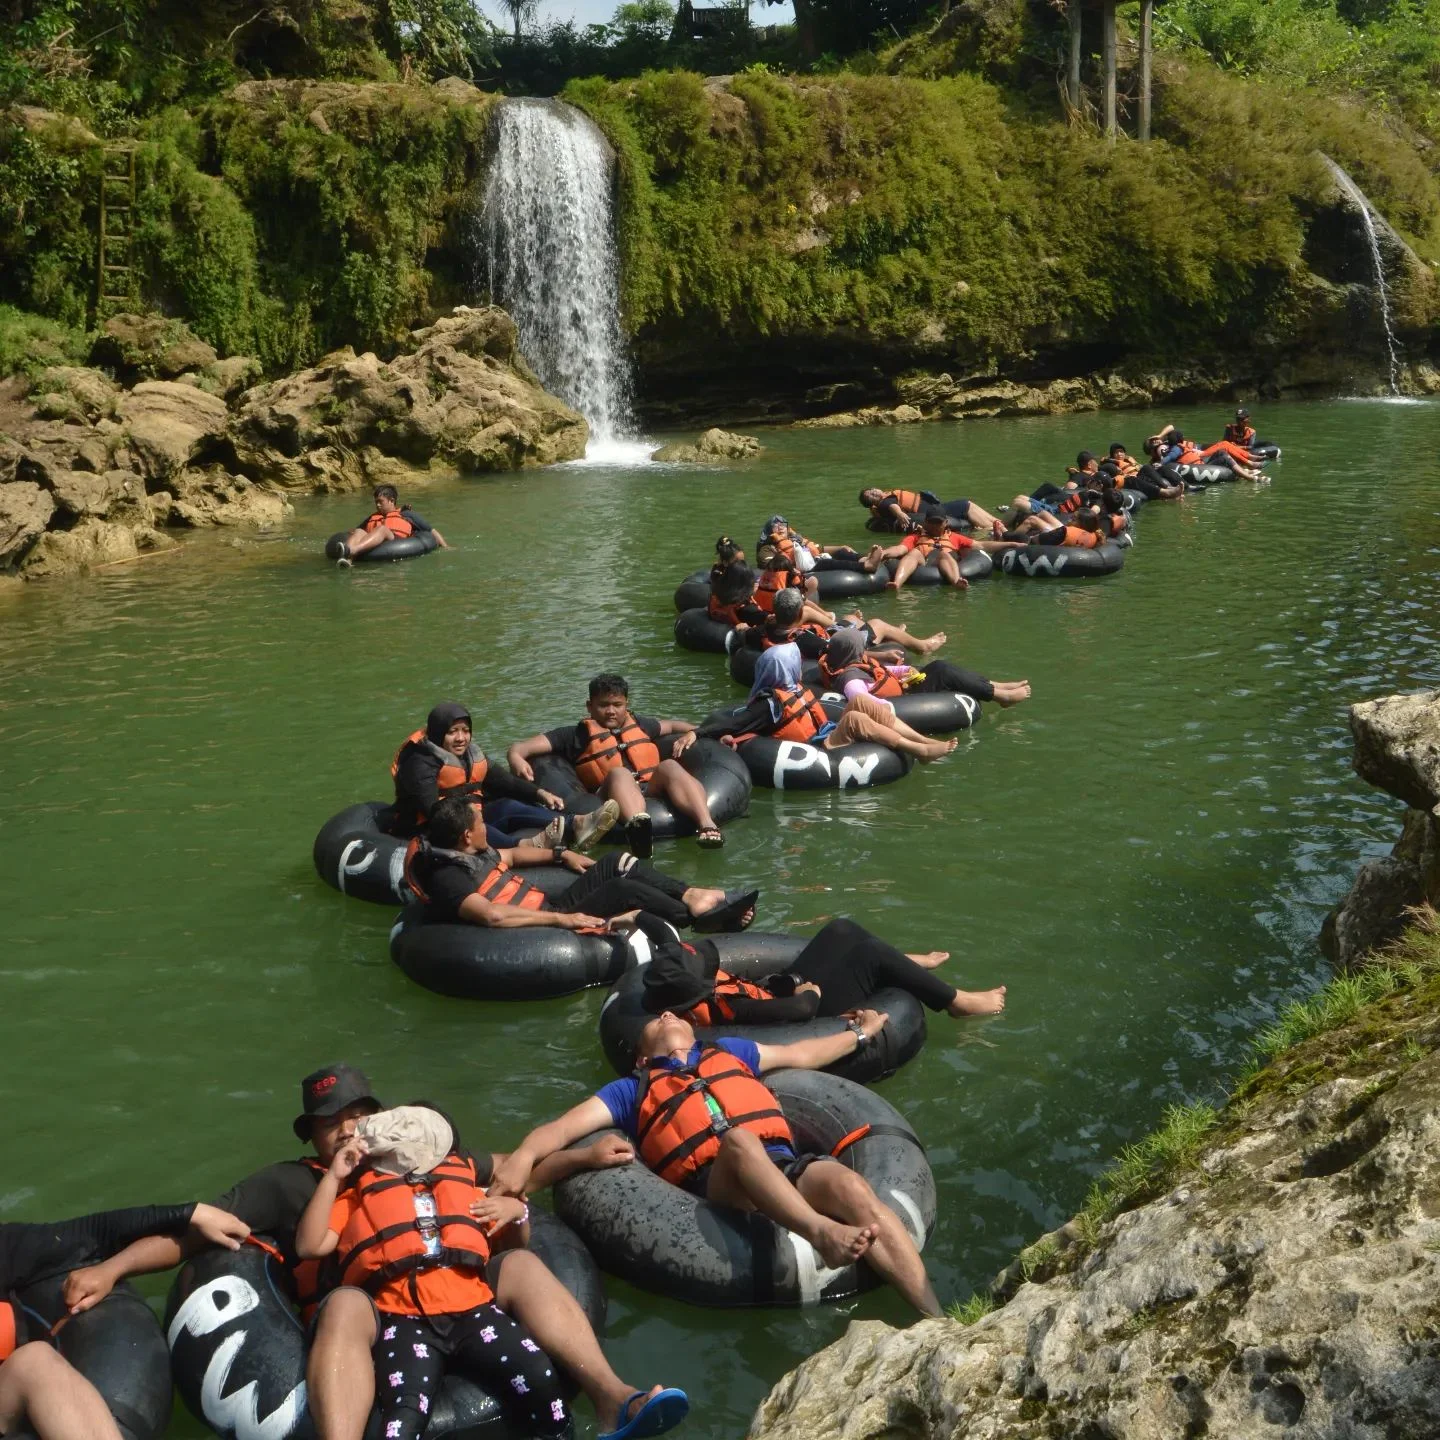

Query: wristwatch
[[551, 845, 566, 864], [847, 1017, 869, 1047]]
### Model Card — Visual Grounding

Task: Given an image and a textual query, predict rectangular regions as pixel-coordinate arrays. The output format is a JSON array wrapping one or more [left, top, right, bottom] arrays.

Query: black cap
[[1235, 407, 1250, 419], [293, 1064, 382, 1140]]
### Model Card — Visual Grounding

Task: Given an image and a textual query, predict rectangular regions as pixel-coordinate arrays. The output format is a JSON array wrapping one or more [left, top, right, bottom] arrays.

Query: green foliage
[[1079, 1100, 1220, 1231], [0, 304, 90, 379], [947, 1291, 996, 1324], [1252, 968, 1403, 1059]]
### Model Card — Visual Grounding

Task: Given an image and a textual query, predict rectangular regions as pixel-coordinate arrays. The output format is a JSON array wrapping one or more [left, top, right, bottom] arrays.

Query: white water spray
[[477, 98, 639, 454], [1329, 166, 1402, 396]]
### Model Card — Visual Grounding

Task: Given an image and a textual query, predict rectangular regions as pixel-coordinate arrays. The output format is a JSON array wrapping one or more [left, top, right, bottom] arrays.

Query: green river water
[[3, 397, 1439, 1437]]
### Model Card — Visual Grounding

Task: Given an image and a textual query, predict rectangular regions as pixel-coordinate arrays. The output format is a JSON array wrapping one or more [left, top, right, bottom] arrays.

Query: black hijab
[[425, 702, 471, 745]]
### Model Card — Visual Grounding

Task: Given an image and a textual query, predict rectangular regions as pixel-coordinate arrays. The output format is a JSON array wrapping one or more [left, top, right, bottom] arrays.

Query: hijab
[[749, 642, 804, 711], [823, 628, 867, 673], [425, 701, 470, 745]]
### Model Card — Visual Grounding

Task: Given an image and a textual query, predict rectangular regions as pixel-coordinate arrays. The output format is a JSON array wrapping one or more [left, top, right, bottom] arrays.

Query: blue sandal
[[599, 1387, 690, 1440]]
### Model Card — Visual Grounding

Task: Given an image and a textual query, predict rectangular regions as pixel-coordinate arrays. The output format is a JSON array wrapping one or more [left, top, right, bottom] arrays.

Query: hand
[[188, 1203, 251, 1251], [845, 1007, 889, 1041], [329, 1138, 367, 1181], [796, 981, 822, 997], [64, 1261, 117, 1314], [490, 1154, 532, 1198], [511, 755, 535, 782], [469, 1193, 528, 1233], [583, 1134, 635, 1169], [561, 849, 594, 874], [537, 789, 565, 810], [563, 912, 608, 931], [671, 731, 695, 757], [604, 910, 641, 931], [720, 735, 739, 750]]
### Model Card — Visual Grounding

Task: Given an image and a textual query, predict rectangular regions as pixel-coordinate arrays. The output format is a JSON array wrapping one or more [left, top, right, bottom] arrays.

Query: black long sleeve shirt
[[0, 1203, 195, 1291]]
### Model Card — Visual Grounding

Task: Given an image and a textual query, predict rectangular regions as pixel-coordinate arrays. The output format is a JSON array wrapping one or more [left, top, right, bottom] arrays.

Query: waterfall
[[477, 98, 638, 454], [1328, 165, 1402, 396]]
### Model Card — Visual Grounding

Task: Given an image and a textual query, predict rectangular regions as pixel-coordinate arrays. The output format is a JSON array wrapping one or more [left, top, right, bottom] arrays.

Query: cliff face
[[749, 692, 1440, 1440]]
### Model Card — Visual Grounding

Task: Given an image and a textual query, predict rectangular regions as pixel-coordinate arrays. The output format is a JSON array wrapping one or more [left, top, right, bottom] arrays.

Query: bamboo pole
[[1139, 0, 1154, 141]]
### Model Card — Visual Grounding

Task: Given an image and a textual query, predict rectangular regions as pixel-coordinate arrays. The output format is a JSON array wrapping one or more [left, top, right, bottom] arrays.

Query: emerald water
[[3, 398, 1438, 1437]]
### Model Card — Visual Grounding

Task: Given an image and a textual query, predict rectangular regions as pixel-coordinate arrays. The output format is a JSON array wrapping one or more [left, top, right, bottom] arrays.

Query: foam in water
[[477, 98, 639, 450], [1329, 166, 1403, 396]]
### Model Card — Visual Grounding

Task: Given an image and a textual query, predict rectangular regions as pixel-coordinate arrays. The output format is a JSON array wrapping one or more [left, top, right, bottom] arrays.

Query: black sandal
[[691, 888, 759, 934]]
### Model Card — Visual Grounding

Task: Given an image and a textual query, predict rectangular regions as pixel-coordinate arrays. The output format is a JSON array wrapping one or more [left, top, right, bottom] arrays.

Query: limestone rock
[[1350, 691, 1440, 812], [794, 405, 923, 429], [751, 1033, 1440, 1440], [20, 519, 139, 579], [205, 355, 262, 401], [167, 467, 291, 529], [651, 427, 765, 463], [47, 468, 130, 521], [115, 381, 230, 480], [230, 306, 587, 488], [90, 314, 218, 382], [0, 480, 56, 568]]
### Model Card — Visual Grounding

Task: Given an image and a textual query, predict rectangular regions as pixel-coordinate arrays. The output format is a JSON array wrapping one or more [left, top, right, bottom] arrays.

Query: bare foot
[[993, 681, 1032, 707], [917, 737, 959, 762], [991, 519, 1007, 538], [906, 950, 950, 968], [686, 887, 727, 914], [915, 632, 946, 655], [948, 985, 1006, 1017], [885, 580, 900, 591], [812, 1220, 878, 1268]]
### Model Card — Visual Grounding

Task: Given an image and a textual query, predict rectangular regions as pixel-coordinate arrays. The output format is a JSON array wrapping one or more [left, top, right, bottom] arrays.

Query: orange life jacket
[[909, 531, 965, 560], [403, 839, 548, 912], [753, 567, 798, 616], [708, 595, 743, 625], [1059, 525, 1101, 549], [364, 510, 415, 538], [634, 1046, 793, 1185], [683, 972, 774, 1026], [574, 716, 661, 791], [333, 1152, 492, 1303], [1224, 423, 1255, 447], [762, 621, 828, 650], [1056, 490, 1083, 515], [0, 1300, 16, 1361], [818, 651, 904, 699], [391, 731, 488, 827], [768, 684, 831, 742]]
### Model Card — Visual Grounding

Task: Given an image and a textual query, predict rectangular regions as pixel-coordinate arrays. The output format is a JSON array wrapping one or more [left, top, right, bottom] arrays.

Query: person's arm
[[879, 542, 909, 559], [455, 892, 605, 931], [489, 1096, 619, 1197], [468, 1192, 530, 1253], [431, 529, 450, 549], [295, 1142, 364, 1261], [695, 698, 770, 741], [507, 731, 556, 782], [718, 990, 821, 1024], [753, 1008, 888, 1073], [395, 750, 442, 820], [526, 1134, 635, 1189], [881, 500, 910, 526]]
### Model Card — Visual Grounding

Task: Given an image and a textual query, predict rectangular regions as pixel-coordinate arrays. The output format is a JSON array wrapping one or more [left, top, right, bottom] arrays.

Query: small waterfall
[[1328, 165, 1402, 396], [477, 98, 638, 453]]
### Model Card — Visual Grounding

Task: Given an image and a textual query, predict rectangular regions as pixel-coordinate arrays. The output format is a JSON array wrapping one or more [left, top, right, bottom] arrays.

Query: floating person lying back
[[390, 701, 619, 852], [735, 587, 943, 662], [490, 1009, 941, 1315], [858, 487, 1007, 537], [707, 556, 766, 629], [508, 674, 728, 853], [405, 796, 758, 935], [331, 484, 450, 566], [817, 627, 1031, 709], [756, 515, 869, 574]]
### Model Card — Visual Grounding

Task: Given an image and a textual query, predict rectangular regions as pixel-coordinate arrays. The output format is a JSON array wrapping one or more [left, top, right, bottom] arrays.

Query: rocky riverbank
[[0, 306, 584, 582], [749, 689, 1440, 1440]]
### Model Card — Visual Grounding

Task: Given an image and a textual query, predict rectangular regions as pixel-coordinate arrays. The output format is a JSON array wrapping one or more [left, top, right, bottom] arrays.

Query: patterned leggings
[[374, 1306, 571, 1440]]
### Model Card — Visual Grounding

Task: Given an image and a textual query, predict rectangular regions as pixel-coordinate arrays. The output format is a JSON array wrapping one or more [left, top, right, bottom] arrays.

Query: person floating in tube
[[735, 586, 948, 663], [390, 701, 620, 853], [405, 797, 759, 935], [0, 1200, 248, 1440], [507, 673, 731, 855], [331, 484, 450, 567], [858, 486, 1008, 537], [491, 1009, 944, 1317], [62, 1064, 683, 1440]]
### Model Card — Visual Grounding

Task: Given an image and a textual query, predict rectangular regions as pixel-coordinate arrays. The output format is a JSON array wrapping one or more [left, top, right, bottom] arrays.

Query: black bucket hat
[[293, 1063, 383, 1140]]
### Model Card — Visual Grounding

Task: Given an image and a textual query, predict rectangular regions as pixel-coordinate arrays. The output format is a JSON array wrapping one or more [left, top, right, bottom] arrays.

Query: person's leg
[[371, 1315, 443, 1440], [0, 1343, 124, 1440], [936, 552, 964, 588], [796, 1162, 940, 1316], [308, 1288, 378, 1440], [702, 1130, 877, 1269], [827, 696, 954, 761], [648, 758, 719, 837], [863, 617, 945, 655], [448, 1305, 571, 1438], [343, 526, 394, 557], [885, 549, 923, 591], [489, 1251, 662, 1433], [555, 852, 731, 926], [597, 769, 647, 823], [915, 658, 994, 702]]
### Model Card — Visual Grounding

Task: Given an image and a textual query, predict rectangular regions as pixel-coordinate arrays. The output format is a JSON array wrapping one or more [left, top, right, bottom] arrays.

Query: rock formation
[[0, 305, 586, 581], [750, 690, 1440, 1440], [650, 428, 764, 463]]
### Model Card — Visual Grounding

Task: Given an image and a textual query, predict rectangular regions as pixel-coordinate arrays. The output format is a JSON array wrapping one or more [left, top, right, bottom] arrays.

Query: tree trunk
[[1067, 2, 1082, 120], [1139, 0, 1154, 141], [792, 0, 818, 62], [1102, 0, 1117, 140]]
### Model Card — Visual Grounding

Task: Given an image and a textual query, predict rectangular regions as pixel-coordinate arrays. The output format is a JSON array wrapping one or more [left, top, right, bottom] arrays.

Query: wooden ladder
[[97, 143, 136, 317]]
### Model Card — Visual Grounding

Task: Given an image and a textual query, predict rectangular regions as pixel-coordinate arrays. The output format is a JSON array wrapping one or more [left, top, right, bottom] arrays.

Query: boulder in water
[[231, 305, 587, 488], [651, 427, 765, 463]]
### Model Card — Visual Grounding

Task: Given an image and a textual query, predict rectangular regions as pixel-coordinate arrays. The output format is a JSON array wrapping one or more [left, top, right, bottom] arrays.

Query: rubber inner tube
[[674, 607, 734, 654], [9, 1276, 170, 1440], [313, 800, 410, 905], [885, 548, 994, 586], [734, 734, 912, 790], [531, 735, 751, 840], [324, 530, 439, 563], [553, 1069, 935, 1308], [995, 541, 1126, 578], [164, 1212, 602, 1440], [599, 934, 927, 1085]]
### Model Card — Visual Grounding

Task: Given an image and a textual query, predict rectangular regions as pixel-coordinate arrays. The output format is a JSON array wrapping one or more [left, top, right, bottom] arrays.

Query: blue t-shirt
[[596, 1039, 795, 1163]]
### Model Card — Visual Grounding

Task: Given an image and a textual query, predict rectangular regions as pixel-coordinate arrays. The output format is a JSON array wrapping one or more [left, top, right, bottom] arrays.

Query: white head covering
[[356, 1105, 454, 1176]]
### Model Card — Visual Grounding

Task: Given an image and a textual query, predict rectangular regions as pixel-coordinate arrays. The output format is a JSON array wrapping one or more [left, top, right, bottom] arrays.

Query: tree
[[495, 0, 538, 37]]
